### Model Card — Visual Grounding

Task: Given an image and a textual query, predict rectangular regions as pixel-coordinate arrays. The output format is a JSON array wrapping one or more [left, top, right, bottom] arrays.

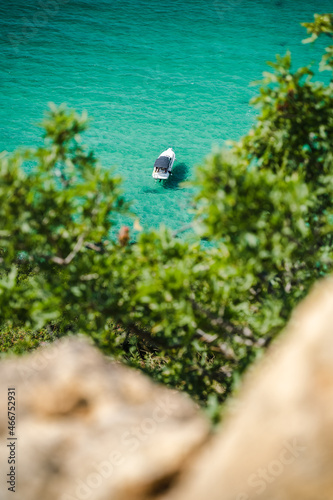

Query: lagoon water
[[0, 0, 331, 232]]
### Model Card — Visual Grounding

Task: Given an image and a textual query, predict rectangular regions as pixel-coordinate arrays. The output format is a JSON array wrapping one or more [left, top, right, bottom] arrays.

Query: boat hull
[[152, 148, 176, 180]]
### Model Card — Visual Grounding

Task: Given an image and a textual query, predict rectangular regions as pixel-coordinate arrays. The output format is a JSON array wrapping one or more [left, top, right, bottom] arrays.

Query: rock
[[0, 336, 209, 500], [166, 276, 333, 500]]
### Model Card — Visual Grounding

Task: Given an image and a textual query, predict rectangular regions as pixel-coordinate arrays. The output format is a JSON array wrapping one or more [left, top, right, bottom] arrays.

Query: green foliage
[[0, 104, 127, 328], [0, 323, 61, 355], [302, 13, 333, 71], [302, 13, 333, 43], [1, 14, 333, 417]]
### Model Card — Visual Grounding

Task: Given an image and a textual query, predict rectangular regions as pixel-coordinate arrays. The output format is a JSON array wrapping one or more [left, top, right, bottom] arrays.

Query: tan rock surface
[[166, 276, 333, 500], [0, 336, 210, 500]]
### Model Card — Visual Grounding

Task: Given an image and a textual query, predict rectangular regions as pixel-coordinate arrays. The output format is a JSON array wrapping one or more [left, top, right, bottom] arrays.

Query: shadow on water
[[142, 163, 190, 193], [143, 187, 160, 194], [162, 162, 190, 190]]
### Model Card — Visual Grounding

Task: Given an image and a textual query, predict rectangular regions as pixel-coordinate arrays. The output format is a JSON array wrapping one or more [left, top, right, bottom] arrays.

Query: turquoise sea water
[[0, 0, 331, 232]]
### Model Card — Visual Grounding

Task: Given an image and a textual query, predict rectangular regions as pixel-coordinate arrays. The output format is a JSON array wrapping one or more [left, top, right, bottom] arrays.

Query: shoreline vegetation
[[1, 14, 333, 422]]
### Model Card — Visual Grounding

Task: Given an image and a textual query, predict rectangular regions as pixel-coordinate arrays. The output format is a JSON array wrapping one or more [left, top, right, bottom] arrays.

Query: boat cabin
[[153, 155, 171, 174]]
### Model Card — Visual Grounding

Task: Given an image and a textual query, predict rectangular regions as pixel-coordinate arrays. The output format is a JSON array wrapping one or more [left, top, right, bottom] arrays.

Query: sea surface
[[0, 0, 331, 233]]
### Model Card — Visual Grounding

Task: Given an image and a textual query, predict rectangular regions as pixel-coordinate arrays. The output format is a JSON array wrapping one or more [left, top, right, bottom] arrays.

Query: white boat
[[152, 148, 176, 181]]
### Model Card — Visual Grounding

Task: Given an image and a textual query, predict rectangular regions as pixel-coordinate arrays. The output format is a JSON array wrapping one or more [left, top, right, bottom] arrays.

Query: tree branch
[[51, 233, 86, 265]]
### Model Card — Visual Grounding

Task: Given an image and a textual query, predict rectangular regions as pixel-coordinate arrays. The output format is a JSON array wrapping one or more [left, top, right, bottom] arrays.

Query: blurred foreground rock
[[0, 336, 209, 500], [166, 276, 333, 500]]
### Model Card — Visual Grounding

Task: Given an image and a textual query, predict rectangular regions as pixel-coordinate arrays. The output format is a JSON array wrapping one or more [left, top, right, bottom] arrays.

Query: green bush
[[0, 323, 61, 355]]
